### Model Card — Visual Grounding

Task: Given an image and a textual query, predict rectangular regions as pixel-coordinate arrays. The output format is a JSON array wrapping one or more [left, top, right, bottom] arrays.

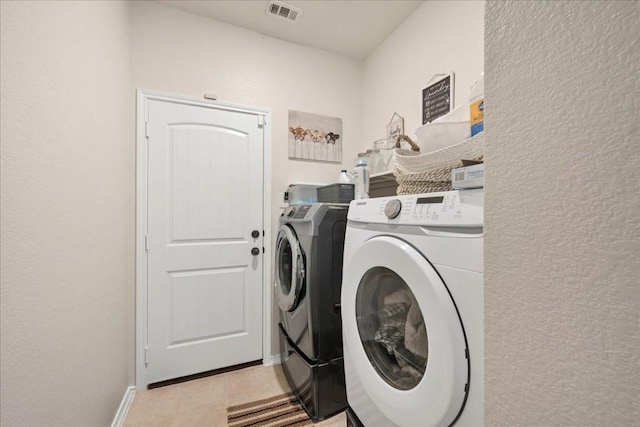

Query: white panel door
[[146, 99, 264, 383]]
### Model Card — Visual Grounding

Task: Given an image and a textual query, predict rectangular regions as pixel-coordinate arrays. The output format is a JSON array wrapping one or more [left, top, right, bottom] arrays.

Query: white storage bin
[[415, 105, 470, 153], [285, 183, 322, 205]]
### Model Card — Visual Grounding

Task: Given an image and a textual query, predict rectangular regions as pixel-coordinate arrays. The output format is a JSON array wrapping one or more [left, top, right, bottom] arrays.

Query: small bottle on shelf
[[352, 159, 370, 199]]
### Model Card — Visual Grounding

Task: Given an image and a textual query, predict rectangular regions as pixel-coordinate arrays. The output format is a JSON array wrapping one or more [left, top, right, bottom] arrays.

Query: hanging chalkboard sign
[[422, 73, 454, 124]]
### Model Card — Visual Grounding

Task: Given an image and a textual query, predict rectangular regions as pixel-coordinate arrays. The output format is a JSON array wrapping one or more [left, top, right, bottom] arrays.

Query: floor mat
[[226, 392, 313, 427]]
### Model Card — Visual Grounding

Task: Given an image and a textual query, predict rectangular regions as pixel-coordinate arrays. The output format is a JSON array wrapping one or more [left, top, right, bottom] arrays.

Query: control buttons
[[384, 199, 402, 219], [283, 206, 295, 217]]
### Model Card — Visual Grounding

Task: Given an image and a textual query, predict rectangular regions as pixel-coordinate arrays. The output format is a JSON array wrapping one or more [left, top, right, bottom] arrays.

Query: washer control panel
[[282, 204, 313, 219], [348, 189, 483, 227]]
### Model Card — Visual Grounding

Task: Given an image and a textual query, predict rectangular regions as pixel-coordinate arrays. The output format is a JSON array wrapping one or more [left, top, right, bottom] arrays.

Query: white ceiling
[[155, 0, 424, 60]]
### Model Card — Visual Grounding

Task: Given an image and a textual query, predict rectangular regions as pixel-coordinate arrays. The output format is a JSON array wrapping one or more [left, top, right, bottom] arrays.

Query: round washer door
[[274, 224, 305, 312], [342, 235, 468, 427]]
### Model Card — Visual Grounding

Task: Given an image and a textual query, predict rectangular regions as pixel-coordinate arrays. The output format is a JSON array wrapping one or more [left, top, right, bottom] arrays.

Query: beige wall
[[4, 1, 636, 425], [362, 0, 484, 147], [130, 1, 363, 358], [0, 1, 133, 426], [484, 1, 639, 425]]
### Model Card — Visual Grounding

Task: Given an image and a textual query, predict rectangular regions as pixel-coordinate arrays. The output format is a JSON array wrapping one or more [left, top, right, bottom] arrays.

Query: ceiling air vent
[[266, 1, 302, 23]]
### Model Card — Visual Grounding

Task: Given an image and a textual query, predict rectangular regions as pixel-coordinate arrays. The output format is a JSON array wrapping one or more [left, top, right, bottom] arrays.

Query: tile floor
[[123, 364, 346, 427]]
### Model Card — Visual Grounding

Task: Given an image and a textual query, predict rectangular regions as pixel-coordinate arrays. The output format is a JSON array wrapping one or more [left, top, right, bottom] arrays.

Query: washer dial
[[384, 199, 402, 219]]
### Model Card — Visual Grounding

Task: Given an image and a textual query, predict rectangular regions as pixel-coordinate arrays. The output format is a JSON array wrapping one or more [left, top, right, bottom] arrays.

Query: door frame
[[135, 89, 272, 389]]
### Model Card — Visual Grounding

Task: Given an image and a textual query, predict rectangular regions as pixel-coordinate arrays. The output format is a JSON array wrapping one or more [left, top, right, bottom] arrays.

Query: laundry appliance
[[341, 189, 484, 427], [275, 203, 349, 421]]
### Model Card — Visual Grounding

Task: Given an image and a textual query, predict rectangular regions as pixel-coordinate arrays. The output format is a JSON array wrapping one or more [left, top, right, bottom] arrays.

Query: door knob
[[251, 247, 260, 256], [252, 230, 260, 238]]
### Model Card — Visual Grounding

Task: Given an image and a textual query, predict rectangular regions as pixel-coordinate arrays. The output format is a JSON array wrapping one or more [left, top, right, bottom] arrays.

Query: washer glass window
[[277, 237, 293, 295], [355, 267, 428, 390]]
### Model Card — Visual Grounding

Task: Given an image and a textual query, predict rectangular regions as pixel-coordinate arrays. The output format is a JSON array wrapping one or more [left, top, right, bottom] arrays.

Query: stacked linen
[[374, 289, 428, 387]]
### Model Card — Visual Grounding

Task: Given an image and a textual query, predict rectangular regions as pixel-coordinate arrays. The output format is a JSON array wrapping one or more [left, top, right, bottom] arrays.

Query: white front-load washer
[[341, 189, 484, 427]]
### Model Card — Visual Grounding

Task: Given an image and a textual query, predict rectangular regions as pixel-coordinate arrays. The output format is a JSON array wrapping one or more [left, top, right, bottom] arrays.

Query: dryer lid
[[274, 224, 305, 312], [342, 235, 469, 427]]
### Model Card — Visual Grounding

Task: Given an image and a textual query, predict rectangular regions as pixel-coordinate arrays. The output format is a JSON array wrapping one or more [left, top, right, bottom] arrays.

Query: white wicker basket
[[393, 132, 484, 195]]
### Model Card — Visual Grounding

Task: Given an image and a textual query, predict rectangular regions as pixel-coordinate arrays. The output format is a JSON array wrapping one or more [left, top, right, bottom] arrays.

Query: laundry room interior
[[1, 1, 637, 427]]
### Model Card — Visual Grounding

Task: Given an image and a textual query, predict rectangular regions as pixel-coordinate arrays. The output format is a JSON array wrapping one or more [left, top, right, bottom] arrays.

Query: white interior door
[[146, 98, 264, 384]]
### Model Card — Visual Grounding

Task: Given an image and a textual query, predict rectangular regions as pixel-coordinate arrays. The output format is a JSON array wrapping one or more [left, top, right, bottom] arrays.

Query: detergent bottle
[[469, 73, 484, 136]]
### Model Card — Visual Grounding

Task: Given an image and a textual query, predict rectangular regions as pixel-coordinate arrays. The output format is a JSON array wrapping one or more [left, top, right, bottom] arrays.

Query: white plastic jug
[[338, 169, 353, 183]]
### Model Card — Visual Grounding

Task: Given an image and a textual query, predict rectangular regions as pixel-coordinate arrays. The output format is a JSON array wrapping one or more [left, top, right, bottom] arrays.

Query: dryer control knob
[[384, 199, 402, 219]]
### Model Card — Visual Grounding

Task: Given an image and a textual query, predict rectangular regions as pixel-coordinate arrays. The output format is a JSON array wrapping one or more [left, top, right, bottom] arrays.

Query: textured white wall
[[130, 1, 363, 355], [362, 1, 484, 148], [484, 1, 639, 425], [0, 1, 133, 426]]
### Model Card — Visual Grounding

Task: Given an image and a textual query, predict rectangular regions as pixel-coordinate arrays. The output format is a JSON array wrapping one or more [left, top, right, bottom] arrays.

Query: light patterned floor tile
[[123, 384, 180, 427], [224, 364, 286, 405], [177, 375, 226, 406], [262, 364, 294, 396], [123, 364, 347, 427], [313, 411, 347, 426], [175, 400, 227, 427]]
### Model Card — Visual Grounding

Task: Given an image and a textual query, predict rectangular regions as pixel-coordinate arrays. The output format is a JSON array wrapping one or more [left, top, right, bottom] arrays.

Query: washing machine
[[341, 189, 484, 427], [275, 203, 348, 421]]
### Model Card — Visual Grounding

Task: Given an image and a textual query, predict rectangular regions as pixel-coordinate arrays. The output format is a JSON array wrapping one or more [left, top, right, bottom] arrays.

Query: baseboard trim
[[111, 386, 136, 427], [263, 353, 283, 366]]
